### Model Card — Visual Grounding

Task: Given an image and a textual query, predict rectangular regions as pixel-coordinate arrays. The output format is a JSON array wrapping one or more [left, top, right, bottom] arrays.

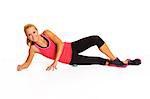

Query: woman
[[17, 24, 141, 71]]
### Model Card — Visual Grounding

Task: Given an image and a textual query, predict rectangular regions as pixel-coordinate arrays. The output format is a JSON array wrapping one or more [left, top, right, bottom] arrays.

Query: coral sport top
[[34, 33, 72, 64]]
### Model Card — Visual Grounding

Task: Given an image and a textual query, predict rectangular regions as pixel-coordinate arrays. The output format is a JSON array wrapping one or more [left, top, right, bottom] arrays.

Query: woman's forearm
[[21, 62, 30, 69], [54, 42, 64, 62]]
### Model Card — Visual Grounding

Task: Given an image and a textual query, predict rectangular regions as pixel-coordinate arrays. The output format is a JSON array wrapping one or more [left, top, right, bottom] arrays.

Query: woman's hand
[[17, 65, 23, 71], [17, 64, 28, 71], [46, 61, 58, 71]]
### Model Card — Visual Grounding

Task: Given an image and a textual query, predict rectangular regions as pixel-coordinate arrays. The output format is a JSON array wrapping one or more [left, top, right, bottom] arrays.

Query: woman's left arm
[[43, 30, 64, 71]]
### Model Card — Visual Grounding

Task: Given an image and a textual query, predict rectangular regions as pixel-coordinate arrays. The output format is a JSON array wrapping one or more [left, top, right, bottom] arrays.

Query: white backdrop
[[0, 0, 150, 99]]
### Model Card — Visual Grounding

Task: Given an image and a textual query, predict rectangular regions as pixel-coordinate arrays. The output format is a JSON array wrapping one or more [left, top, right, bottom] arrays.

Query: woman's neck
[[35, 35, 47, 47]]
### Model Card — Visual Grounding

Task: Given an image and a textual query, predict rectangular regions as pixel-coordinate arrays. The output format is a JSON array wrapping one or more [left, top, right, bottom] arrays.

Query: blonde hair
[[24, 24, 38, 47]]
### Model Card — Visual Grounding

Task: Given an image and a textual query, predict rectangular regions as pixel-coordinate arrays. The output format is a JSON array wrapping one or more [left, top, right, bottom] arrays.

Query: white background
[[0, 0, 150, 99]]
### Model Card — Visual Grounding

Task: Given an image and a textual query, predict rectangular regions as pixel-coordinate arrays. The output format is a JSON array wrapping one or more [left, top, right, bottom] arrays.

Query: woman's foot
[[105, 58, 141, 67], [126, 59, 141, 65], [107, 57, 127, 67]]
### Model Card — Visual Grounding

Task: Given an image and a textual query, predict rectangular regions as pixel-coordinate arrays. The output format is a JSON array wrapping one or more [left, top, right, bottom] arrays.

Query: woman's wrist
[[22, 62, 30, 68], [54, 60, 58, 63]]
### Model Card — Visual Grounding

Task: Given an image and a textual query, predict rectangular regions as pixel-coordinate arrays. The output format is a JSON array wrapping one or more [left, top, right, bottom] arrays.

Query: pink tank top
[[34, 33, 72, 64]]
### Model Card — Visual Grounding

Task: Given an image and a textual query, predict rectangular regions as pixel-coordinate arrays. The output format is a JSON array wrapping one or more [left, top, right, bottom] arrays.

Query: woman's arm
[[43, 30, 64, 71], [43, 30, 64, 62], [17, 45, 36, 71]]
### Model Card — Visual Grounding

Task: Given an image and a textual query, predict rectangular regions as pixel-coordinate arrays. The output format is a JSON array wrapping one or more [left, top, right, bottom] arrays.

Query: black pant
[[69, 35, 107, 65]]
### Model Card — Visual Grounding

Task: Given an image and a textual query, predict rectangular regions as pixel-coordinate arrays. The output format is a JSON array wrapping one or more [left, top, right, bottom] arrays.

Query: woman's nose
[[31, 35, 35, 40], [32, 35, 37, 41]]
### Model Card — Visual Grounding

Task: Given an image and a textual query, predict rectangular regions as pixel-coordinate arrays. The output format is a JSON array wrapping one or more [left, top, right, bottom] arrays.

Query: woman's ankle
[[123, 60, 128, 65], [110, 57, 117, 61], [105, 59, 110, 65]]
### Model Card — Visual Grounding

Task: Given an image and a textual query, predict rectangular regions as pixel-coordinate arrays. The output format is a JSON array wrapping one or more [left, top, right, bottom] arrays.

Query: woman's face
[[25, 26, 39, 42]]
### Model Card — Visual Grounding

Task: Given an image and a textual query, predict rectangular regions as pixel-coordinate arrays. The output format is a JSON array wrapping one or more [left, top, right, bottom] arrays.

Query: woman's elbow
[[57, 41, 64, 46]]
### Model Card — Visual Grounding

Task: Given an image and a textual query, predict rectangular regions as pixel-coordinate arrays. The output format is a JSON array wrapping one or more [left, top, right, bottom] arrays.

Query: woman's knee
[[92, 35, 105, 47]]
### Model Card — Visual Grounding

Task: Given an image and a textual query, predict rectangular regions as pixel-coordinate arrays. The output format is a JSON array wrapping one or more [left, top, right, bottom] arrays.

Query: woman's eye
[[33, 31, 35, 33], [28, 34, 31, 36]]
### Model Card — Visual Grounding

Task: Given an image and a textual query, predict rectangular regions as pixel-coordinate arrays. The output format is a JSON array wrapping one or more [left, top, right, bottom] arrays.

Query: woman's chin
[[33, 39, 38, 42]]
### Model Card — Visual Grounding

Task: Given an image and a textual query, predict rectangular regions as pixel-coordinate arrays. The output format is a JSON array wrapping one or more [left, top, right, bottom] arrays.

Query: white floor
[[0, 53, 149, 99], [1, 0, 150, 99]]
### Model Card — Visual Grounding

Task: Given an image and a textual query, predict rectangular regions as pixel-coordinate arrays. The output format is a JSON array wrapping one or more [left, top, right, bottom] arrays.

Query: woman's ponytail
[[26, 38, 33, 47]]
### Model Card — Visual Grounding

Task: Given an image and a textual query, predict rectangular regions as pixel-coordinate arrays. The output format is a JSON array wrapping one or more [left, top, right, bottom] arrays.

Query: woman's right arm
[[17, 45, 36, 71]]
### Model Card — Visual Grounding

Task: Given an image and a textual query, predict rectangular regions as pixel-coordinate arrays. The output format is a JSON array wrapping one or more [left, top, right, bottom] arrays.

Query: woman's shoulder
[[30, 45, 40, 53], [39, 30, 48, 38]]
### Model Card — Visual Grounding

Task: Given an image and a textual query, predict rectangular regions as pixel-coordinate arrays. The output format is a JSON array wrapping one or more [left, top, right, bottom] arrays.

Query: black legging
[[69, 35, 107, 65]]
